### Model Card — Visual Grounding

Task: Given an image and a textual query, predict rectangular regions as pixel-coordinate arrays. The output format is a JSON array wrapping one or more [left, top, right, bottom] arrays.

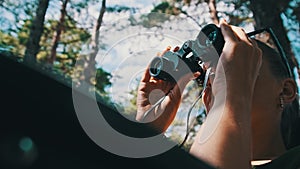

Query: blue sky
[[106, 0, 159, 7]]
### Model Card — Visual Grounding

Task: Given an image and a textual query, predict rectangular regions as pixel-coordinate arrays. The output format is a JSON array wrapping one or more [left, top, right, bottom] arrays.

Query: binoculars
[[149, 24, 225, 84]]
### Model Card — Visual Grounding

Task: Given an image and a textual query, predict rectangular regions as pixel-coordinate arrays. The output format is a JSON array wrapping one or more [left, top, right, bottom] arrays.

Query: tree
[[24, 0, 50, 65], [0, 0, 113, 100], [37, 18, 91, 75], [95, 67, 112, 94], [91, 0, 106, 56], [147, 0, 219, 26], [49, 0, 69, 64], [0, 0, 39, 56], [83, 0, 106, 89], [249, 0, 300, 78], [205, 0, 219, 24]]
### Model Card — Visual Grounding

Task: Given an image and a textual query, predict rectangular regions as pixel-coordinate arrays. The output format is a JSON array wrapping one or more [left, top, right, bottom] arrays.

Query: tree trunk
[[83, 0, 106, 83], [24, 0, 50, 65], [49, 0, 69, 64], [91, 0, 106, 57], [205, 0, 219, 25], [250, 0, 300, 78]]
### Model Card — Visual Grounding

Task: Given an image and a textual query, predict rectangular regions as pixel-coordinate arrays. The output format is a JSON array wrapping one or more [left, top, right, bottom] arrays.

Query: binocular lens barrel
[[149, 57, 163, 76], [149, 57, 176, 81], [148, 24, 224, 82]]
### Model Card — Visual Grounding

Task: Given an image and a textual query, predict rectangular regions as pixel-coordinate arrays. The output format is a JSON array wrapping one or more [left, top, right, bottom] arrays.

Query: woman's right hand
[[136, 47, 200, 132]]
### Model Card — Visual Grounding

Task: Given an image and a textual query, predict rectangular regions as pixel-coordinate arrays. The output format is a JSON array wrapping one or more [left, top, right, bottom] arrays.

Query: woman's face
[[251, 57, 283, 128]]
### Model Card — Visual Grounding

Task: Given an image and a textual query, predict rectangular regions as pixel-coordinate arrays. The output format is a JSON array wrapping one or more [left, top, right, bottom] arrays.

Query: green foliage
[[139, 12, 169, 28], [0, 19, 32, 56], [18, 19, 31, 46], [129, 1, 188, 28], [214, 0, 252, 25], [0, 6, 111, 95], [292, 5, 300, 21], [106, 5, 136, 13], [151, 1, 171, 13], [95, 67, 112, 94], [0, 31, 20, 53], [151, 1, 180, 14], [124, 86, 138, 117], [39, 18, 91, 73], [23, 1, 37, 17], [284, 0, 300, 24]]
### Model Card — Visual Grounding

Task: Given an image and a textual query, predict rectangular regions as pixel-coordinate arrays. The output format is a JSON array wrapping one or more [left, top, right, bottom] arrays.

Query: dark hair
[[256, 40, 300, 149]]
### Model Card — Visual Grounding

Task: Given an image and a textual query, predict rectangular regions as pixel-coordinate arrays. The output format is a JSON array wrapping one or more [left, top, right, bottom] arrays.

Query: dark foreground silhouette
[[0, 54, 214, 169]]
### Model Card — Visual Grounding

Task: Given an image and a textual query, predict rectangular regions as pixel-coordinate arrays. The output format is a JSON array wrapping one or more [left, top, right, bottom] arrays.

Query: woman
[[136, 20, 300, 169]]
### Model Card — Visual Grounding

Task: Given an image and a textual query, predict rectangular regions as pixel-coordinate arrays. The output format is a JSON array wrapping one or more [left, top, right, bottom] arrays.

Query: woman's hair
[[256, 40, 300, 149]]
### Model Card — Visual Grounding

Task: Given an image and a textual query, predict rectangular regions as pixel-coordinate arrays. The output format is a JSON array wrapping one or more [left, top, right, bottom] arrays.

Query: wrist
[[212, 84, 253, 123]]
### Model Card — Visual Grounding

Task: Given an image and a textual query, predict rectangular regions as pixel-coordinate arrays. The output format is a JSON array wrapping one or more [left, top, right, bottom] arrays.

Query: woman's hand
[[190, 20, 262, 169], [213, 20, 262, 103], [136, 47, 200, 132]]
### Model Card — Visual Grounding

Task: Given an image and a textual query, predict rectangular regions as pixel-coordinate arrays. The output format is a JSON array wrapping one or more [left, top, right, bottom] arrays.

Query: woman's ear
[[282, 78, 297, 104]]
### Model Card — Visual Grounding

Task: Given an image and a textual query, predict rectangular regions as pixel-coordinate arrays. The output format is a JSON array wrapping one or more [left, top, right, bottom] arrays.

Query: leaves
[[106, 5, 135, 13]]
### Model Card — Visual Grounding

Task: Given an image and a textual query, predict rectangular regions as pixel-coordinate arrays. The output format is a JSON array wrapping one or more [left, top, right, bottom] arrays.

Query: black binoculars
[[149, 24, 225, 84]]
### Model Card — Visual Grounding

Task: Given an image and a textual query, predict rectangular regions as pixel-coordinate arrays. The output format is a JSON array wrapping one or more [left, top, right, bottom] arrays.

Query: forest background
[[1, 0, 299, 149]]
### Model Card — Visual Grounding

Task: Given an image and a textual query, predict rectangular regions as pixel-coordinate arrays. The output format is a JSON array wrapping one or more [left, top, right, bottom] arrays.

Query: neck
[[252, 119, 286, 160]]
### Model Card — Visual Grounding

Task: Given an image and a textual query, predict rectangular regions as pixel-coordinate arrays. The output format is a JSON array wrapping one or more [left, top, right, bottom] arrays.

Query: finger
[[251, 39, 263, 58], [231, 26, 252, 45], [140, 66, 151, 82], [166, 72, 195, 103], [250, 38, 259, 48], [162, 81, 175, 94], [193, 71, 201, 79], [159, 46, 172, 57], [173, 46, 180, 52], [220, 20, 239, 42], [245, 37, 262, 58]]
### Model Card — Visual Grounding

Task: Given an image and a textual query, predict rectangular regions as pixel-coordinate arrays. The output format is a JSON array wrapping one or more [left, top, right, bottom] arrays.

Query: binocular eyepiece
[[149, 24, 225, 83]]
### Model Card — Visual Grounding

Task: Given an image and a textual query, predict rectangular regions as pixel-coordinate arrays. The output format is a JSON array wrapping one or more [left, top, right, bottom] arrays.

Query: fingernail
[[173, 46, 180, 52], [219, 18, 227, 25], [220, 20, 229, 30]]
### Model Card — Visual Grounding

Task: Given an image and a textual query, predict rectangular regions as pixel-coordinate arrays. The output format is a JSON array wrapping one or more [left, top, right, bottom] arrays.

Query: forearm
[[137, 96, 180, 133], [190, 94, 252, 169], [189, 19, 261, 169], [136, 73, 195, 133]]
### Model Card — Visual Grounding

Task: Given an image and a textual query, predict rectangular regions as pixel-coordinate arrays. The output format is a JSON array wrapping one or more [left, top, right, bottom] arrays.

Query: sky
[[106, 0, 159, 7]]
